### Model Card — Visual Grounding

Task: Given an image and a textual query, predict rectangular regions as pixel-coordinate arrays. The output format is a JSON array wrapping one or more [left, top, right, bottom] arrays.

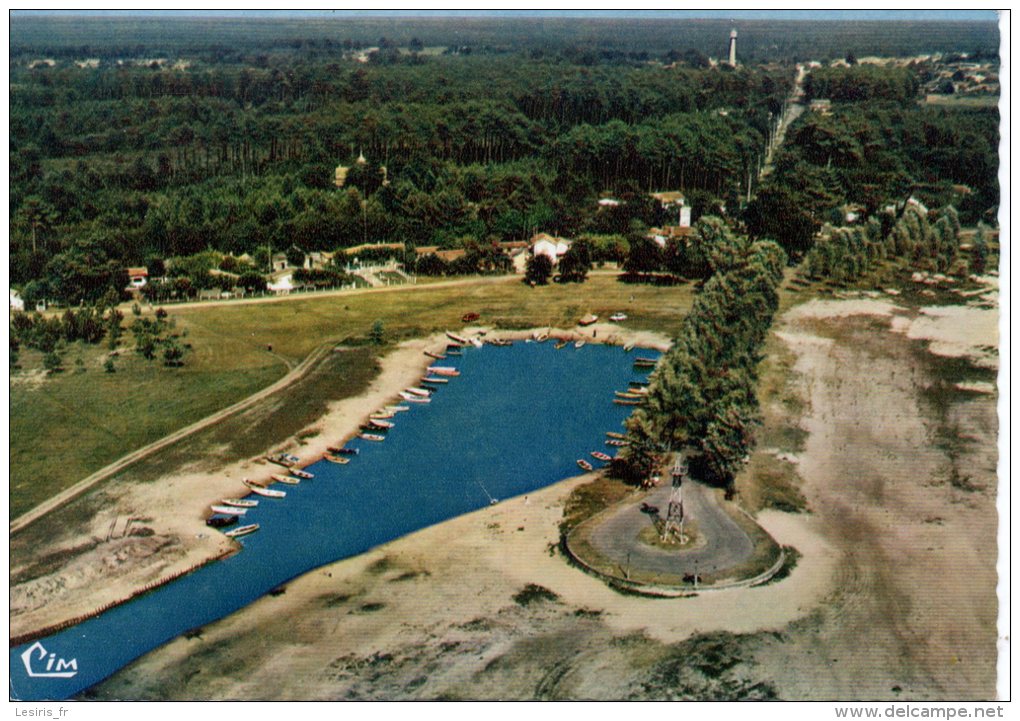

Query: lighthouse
[[728, 29, 738, 67]]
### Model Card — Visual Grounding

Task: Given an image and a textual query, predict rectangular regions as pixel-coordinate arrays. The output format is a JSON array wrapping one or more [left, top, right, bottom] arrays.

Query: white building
[[268, 274, 295, 295], [530, 233, 572, 263]]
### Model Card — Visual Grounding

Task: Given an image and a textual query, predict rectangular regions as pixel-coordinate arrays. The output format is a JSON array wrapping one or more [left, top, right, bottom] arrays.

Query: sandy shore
[[10, 323, 670, 640]]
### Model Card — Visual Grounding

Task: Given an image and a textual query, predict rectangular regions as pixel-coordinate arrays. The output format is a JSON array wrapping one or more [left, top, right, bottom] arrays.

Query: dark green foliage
[[292, 267, 355, 289], [9, 40, 791, 294], [622, 236, 663, 275], [556, 239, 592, 283], [42, 349, 64, 375], [369, 320, 385, 346], [524, 254, 553, 286], [804, 65, 920, 103], [621, 235, 786, 486], [805, 204, 961, 281]]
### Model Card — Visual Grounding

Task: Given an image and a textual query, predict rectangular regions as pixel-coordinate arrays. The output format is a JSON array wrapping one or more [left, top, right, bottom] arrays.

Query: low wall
[[561, 535, 788, 598]]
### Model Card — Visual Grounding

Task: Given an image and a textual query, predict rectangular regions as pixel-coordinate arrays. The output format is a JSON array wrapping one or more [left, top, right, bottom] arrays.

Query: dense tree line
[[618, 225, 786, 486], [10, 15, 998, 65], [803, 65, 919, 103], [11, 52, 791, 301], [804, 205, 964, 281]]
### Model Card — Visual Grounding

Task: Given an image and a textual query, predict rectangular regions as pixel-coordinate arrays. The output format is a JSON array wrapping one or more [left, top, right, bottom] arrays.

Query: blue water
[[10, 341, 656, 701]]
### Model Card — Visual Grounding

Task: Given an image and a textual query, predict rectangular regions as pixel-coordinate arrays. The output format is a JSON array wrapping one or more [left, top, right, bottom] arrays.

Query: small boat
[[371, 409, 395, 419], [615, 391, 643, 399], [536, 332, 549, 342], [577, 459, 594, 471], [447, 348, 463, 356], [207, 516, 238, 529], [368, 418, 395, 429], [614, 398, 643, 406], [623, 342, 635, 352], [222, 498, 259, 508], [634, 357, 657, 367], [290, 468, 313, 479], [446, 331, 469, 344], [328, 446, 359, 455], [324, 454, 350, 464], [211, 504, 247, 516], [591, 451, 613, 462], [385, 405, 410, 413], [360, 433, 386, 442], [487, 338, 512, 347], [271, 473, 301, 485], [578, 314, 599, 326], [399, 392, 431, 403], [427, 366, 460, 377], [606, 439, 629, 447], [574, 340, 586, 349], [629, 379, 650, 387], [225, 523, 260, 538], [425, 350, 446, 360], [405, 387, 431, 397], [606, 431, 627, 440], [244, 480, 285, 498], [283, 453, 300, 463], [422, 376, 448, 384], [554, 340, 568, 350], [470, 337, 483, 348], [610, 313, 628, 322], [264, 455, 294, 468]]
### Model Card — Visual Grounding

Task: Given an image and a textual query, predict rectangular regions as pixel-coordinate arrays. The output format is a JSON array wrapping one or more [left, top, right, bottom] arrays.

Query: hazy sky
[[11, 9, 999, 22]]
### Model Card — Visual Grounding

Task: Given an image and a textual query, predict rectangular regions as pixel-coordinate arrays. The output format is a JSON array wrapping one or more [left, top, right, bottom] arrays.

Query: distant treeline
[[10, 15, 999, 64]]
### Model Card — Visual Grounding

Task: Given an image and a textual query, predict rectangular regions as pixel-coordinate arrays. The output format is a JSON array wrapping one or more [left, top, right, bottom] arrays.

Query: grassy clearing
[[923, 94, 998, 108], [11, 274, 695, 516]]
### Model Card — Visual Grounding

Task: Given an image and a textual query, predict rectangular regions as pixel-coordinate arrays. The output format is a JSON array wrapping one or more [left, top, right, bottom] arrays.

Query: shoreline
[[10, 323, 671, 642]]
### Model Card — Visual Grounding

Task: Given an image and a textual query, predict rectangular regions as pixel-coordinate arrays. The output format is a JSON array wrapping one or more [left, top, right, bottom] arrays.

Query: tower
[[728, 29, 738, 67], [661, 454, 689, 542]]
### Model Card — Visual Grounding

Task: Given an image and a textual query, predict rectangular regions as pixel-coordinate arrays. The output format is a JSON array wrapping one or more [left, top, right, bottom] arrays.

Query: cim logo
[[20, 642, 79, 679]]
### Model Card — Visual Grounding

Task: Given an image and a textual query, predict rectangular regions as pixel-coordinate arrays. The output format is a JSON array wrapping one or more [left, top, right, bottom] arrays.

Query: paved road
[[584, 479, 754, 581]]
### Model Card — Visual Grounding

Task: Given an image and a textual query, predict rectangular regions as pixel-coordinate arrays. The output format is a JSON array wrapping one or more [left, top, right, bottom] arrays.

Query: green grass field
[[10, 274, 696, 517]]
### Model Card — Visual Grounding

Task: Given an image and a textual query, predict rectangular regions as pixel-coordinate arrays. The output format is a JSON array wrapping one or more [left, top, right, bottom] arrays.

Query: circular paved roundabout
[[564, 479, 786, 596]]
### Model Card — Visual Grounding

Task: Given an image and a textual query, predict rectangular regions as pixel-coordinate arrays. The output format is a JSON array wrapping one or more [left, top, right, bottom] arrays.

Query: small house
[[271, 253, 289, 272], [809, 99, 832, 114], [530, 233, 572, 263], [126, 267, 148, 289], [650, 192, 692, 227]]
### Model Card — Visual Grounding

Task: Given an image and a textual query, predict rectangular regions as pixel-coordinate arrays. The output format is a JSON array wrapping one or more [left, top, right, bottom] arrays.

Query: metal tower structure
[[728, 29, 738, 67], [661, 455, 689, 542]]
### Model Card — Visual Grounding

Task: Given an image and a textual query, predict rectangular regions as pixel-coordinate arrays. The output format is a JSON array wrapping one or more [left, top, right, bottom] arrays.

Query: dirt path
[[10, 342, 332, 533]]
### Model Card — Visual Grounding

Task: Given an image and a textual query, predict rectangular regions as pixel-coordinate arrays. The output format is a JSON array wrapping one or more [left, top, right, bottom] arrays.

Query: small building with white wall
[[530, 233, 572, 264]]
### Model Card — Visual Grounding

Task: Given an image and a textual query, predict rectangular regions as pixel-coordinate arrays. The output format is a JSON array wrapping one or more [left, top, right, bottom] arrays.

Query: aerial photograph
[[8, 9, 1004, 705]]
